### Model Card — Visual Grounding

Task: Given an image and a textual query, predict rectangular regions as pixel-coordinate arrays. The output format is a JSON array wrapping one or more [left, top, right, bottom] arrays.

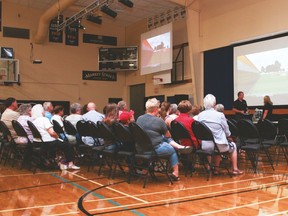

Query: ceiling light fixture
[[101, 5, 117, 18], [86, 14, 102, 24], [118, 0, 133, 8]]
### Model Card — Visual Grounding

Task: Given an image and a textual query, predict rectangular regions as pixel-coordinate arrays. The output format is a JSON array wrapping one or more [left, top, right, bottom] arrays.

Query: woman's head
[[31, 104, 44, 119], [104, 103, 118, 125], [17, 104, 32, 116], [203, 94, 216, 109], [177, 100, 192, 113], [264, 95, 273, 105]]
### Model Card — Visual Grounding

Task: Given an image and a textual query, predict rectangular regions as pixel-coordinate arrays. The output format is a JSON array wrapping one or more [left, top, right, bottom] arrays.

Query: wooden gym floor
[[1, 155, 288, 216]]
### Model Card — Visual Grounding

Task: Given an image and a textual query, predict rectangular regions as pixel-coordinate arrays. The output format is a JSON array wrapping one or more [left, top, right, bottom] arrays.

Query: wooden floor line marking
[[190, 195, 288, 215], [70, 172, 148, 203], [77, 174, 286, 204], [87, 180, 288, 212]]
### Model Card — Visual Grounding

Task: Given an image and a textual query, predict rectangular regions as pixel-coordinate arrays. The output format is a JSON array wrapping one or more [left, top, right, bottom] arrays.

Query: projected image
[[234, 36, 288, 106], [141, 23, 173, 75]]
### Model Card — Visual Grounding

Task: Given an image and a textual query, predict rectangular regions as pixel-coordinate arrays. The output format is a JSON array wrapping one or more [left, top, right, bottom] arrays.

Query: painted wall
[[0, 1, 126, 111]]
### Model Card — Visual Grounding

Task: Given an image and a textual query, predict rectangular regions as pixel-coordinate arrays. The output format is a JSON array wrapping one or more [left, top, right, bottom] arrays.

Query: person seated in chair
[[198, 94, 243, 175], [31, 104, 80, 170], [16, 103, 33, 143], [1, 97, 20, 140], [175, 100, 199, 150], [136, 98, 181, 181]]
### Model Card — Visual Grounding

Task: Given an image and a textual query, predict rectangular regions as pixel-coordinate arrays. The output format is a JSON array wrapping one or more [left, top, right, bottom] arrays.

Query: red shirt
[[176, 113, 199, 149]]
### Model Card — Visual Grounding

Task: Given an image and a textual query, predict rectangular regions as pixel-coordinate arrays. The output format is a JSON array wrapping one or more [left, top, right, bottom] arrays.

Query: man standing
[[232, 91, 249, 121], [1, 97, 20, 139]]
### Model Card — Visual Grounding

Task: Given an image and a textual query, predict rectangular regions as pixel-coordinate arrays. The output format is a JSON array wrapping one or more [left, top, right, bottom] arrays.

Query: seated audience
[[31, 104, 79, 170], [1, 97, 20, 140], [43, 102, 53, 121], [215, 104, 225, 113], [198, 94, 243, 175], [117, 100, 135, 122], [65, 103, 82, 127], [119, 110, 135, 126], [165, 103, 179, 128], [16, 104, 33, 143], [175, 100, 199, 149], [81, 102, 104, 146], [261, 95, 273, 121], [137, 98, 181, 181], [191, 104, 201, 120], [51, 105, 65, 127]]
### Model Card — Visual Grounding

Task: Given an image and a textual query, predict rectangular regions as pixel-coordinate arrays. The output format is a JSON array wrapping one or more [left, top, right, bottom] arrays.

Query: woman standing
[[261, 95, 273, 121]]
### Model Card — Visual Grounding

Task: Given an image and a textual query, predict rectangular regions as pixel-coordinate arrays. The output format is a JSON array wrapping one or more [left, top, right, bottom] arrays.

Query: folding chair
[[192, 121, 232, 180], [237, 119, 274, 173], [129, 122, 173, 188], [170, 119, 194, 176]]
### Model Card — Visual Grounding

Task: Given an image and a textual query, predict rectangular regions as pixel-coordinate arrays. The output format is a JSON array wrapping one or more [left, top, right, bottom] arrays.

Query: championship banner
[[82, 70, 117, 82], [49, 15, 63, 43], [65, 19, 79, 46]]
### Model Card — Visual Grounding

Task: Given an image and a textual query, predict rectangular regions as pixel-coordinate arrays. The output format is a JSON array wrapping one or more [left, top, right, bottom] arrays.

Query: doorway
[[130, 84, 145, 120]]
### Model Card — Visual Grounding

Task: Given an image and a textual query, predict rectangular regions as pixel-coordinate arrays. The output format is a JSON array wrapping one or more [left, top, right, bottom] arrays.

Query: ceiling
[[8, 0, 185, 27]]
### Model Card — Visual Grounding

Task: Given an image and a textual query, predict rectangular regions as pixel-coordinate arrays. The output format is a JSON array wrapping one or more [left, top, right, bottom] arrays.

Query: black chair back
[[278, 118, 288, 138], [63, 120, 78, 136], [129, 122, 153, 153], [52, 120, 65, 135], [227, 119, 238, 137], [113, 121, 135, 151], [27, 121, 43, 142], [76, 120, 91, 137], [97, 121, 117, 141], [0, 120, 12, 140], [257, 119, 277, 140], [170, 120, 191, 142], [192, 121, 214, 141], [12, 120, 30, 141], [237, 119, 260, 141]]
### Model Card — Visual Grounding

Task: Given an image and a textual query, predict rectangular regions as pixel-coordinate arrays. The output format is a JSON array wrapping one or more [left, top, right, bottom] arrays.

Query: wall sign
[[83, 34, 117, 46], [49, 15, 63, 43], [82, 70, 117, 81]]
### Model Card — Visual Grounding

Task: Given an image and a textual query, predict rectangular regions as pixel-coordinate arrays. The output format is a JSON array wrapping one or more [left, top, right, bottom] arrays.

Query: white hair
[[215, 104, 224, 112], [43, 102, 52, 111], [145, 98, 160, 110], [203, 94, 216, 109], [31, 104, 44, 119]]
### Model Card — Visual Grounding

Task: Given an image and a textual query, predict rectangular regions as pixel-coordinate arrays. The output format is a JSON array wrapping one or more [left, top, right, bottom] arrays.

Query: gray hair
[[31, 104, 44, 119], [43, 102, 52, 111], [17, 104, 32, 115], [203, 94, 216, 109], [215, 104, 224, 112], [117, 101, 127, 111], [70, 103, 82, 114], [169, 103, 178, 114]]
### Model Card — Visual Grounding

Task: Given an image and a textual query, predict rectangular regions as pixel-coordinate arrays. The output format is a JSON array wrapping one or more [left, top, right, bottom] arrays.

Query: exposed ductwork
[[34, 0, 78, 44]]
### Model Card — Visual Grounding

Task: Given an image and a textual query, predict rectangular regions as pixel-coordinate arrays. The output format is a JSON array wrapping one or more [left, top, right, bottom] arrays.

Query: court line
[[86, 180, 288, 214], [70, 172, 148, 203], [0, 171, 59, 178], [1, 174, 286, 214], [190, 194, 288, 216], [50, 173, 145, 216], [68, 174, 286, 205]]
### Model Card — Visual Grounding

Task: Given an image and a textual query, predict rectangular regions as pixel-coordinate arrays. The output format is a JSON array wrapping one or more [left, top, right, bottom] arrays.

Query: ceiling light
[[118, 0, 133, 8], [101, 5, 117, 18], [86, 14, 102, 24]]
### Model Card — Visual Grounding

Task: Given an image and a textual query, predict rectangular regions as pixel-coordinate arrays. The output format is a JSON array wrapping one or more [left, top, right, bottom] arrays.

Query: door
[[130, 84, 145, 120]]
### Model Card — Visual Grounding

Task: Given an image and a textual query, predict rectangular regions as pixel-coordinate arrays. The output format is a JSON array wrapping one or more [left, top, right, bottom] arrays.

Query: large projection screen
[[234, 36, 288, 106], [140, 23, 173, 75]]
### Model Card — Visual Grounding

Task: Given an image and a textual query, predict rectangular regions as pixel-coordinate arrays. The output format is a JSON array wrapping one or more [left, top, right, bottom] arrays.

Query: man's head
[[43, 102, 53, 112], [4, 97, 18, 110], [237, 91, 244, 100], [70, 103, 82, 114], [87, 102, 96, 111], [145, 98, 160, 114]]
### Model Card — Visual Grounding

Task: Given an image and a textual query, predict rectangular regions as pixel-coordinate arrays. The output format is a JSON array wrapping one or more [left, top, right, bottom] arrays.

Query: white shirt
[[33, 116, 56, 142], [198, 108, 230, 145], [51, 114, 63, 127]]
